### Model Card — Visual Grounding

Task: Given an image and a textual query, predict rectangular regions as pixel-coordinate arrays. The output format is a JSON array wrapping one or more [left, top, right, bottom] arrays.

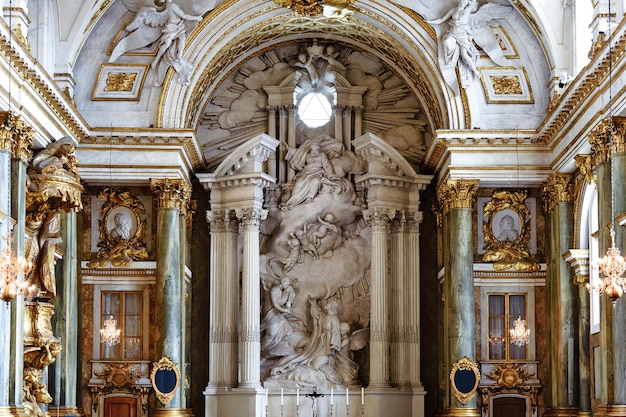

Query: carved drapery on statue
[[25, 136, 83, 300], [260, 135, 370, 389], [88, 187, 149, 267]]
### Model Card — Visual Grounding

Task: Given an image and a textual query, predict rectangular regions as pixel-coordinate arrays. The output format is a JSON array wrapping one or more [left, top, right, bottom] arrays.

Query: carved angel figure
[[109, 0, 203, 86], [427, 0, 512, 94]]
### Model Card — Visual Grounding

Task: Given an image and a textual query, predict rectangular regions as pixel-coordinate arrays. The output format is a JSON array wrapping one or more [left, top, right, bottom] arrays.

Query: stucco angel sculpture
[[109, 0, 204, 86], [427, 0, 512, 95]]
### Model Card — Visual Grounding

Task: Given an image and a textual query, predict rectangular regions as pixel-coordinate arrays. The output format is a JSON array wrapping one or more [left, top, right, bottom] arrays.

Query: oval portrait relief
[[106, 206, 137, 241]]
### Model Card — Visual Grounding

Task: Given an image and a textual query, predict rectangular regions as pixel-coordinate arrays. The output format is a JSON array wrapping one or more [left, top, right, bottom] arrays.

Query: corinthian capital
[[363, 208, 396, 228], [235, 207, 268, 227], [436, 179, 479, 214], [541, 172, 574, 213], [151, 178, 192, 210], [0, 111, 34, 163]]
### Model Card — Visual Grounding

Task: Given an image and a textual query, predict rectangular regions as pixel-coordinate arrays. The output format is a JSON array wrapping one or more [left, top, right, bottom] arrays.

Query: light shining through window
[[297, 92, 332, 127]]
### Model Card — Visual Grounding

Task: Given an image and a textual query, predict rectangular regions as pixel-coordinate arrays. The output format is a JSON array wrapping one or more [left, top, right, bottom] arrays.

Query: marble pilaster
[[390, 213, 407, 388], [406, 211, 423, 389]]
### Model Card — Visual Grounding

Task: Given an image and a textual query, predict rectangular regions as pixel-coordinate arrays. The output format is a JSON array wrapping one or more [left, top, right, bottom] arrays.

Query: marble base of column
[[47, 406, 85, 416], [153, 408, 195, 417], [543, 406, 580, 417], [443, 407, 481, 417], [594, 405, 626, 417], [0, 406, 26, 417], [576, 412, 592, 417]]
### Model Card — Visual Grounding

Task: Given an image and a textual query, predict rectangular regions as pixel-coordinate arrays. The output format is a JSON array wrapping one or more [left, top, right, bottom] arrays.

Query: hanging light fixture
[[99, 138, 121, 346], [0, 232, 34, 303], [100, 315, 121, 346], [587, 2, 626, 306], [509, 315, 530, 346]]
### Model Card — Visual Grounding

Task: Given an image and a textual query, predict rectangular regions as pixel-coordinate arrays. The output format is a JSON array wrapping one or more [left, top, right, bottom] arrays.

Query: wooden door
[[104, 396, 137, 417], [492, 396, 526, 417]]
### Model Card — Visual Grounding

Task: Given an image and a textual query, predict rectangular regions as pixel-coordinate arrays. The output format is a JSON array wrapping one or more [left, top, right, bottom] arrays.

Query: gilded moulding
[[481, 190, 539, 272], [150, 357, 180, 406], [87, 187, 149, 268], [450, 357, 481, 405]]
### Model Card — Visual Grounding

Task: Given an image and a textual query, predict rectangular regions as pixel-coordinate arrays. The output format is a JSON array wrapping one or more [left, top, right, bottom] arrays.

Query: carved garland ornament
[[482, 190, 539, 271]]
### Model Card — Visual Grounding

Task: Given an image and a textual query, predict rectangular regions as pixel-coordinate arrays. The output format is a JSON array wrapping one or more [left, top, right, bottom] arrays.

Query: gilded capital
[[150, 178, 192, 210], [589, 117, 626, 165], [0, 111, 34, 162], [542, 172, 574, 213], [574, 154, 595, 185], [436, 179, 479, 213]]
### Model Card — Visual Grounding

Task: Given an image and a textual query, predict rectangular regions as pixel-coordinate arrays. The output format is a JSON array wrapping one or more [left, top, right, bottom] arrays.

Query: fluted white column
[[207, 210, 239, 387], [354, 106, 363, 139], [236, 208, 268, 388], [390, 213, 406, 388], [406, 211, 423, 388], [364, 208, 394, 388]]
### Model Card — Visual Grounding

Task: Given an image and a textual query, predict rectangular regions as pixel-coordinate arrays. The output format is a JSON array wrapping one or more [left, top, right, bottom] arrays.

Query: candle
[[266, 389, 268, 405], [331, 388, 333, 405], [281, 388, 284, 406], [296, 388, 299, 406], [361, 387, 364, 405], [346, 388, 349, 405]]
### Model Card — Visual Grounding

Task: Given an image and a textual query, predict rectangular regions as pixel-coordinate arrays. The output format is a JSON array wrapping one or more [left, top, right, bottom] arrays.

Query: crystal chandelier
[[589, 229, 626, 305], [100, 315, 121, 346], [509, 315, 530, 346], [0, 233, 35, 303]]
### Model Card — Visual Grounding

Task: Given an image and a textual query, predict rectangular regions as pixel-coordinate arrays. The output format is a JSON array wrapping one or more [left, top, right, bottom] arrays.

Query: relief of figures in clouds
[[260, 134, 370, 389]]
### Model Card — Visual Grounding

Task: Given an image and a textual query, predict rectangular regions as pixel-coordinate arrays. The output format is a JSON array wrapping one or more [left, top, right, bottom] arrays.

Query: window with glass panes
[[101, 291, 142, 360], [488, 293, 528, 360]]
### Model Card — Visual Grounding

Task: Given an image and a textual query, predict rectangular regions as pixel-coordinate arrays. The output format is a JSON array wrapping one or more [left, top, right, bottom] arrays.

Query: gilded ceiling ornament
[[588, 32, 606, 60], [547, 90, 560, 113], [87, 187, 149, 268], [490, 75, 523, 95], [481, 190, 539, 272], [273, 0, 322, 16], [104, 72, 138, 92]]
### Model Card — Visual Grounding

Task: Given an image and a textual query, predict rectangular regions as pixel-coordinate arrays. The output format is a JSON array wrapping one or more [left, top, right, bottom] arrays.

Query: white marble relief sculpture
[[427, 0, 512, 94], [260, 135, 370, 389], [110, 0, 206, 86]]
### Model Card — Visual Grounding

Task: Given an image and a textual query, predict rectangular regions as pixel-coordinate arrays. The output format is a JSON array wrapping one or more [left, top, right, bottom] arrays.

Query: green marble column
[[1, 112, 33, 417], [542, 173, 578, 417], [50, 209, 82, 417], [437, 179, 479, 417], [151, 178, 191, 416], [611, 151, 626, 406]]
